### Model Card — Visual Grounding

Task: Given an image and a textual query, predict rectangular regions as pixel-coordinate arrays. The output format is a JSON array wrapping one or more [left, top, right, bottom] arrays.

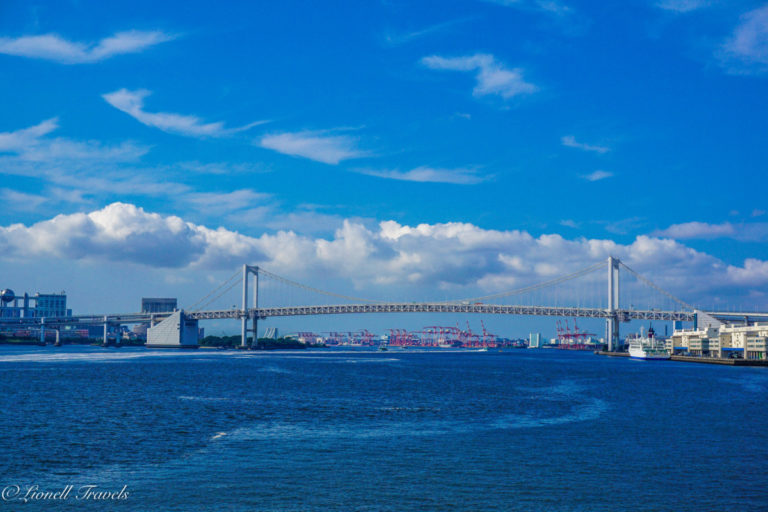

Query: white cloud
[[103, 89, 265, 138], [259, 130, 367, 164], [0, 189, 47, 212], [720, 5, 768, 72], [655, 221, 768, 241], [581, 170, 613, 181], [0, 30, 174, 64], [655, 221, 735, 239], [561, 135, 609, 154], [654, 0, 712, 12], [0, 118, 148, 162], [356, 166, 487, 185], [421, 54, 537, 100], [2, 203, 767, 307], [185, 189, 271, 215]]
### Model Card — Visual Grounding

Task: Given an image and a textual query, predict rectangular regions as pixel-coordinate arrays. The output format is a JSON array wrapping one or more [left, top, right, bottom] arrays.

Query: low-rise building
[[669, 323, 768, 360], [667, 327, 719, 356], [718, 323, 768, 360]]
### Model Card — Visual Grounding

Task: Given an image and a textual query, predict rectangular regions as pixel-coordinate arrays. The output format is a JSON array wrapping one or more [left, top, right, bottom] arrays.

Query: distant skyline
[[1, 0, 767, 333]]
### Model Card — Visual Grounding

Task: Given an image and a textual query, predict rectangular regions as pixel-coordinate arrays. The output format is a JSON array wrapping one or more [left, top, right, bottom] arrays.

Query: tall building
[[141, 298, 177, 314], [34, 293, 69, 317], [529, 332, 542, 348]]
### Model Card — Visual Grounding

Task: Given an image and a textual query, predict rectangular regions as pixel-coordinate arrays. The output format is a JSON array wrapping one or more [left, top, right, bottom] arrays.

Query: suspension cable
[[618, 261, 694, 311], [451, 260, 608, 304], [187, 268, 242, 312], [257, 267, 384, 303], [195, 277, 244, 312]]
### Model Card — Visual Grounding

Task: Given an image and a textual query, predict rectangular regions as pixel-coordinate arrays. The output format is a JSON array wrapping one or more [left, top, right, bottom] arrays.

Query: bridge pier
[[241, 264, 260, 348], [607, 256, 620, 351], [40, 317, 45, 344]]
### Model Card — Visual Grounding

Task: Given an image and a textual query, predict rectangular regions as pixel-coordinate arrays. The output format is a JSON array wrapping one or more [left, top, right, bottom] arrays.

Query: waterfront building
[[668, 327, 719, 356], [141, 297, 177, 313], [718, 323, 768, 360], [0, 290, 70, 318], [146, 310, 199, 348], [669, 323, 768, 360], [529, 332, 542, 348]]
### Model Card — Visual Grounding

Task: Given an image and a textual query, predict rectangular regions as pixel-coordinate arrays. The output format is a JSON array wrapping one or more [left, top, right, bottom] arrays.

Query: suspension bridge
[[1, 257, 766, 350]]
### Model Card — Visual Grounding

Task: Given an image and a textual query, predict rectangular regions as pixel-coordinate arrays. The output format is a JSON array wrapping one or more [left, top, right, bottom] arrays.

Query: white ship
[[628, 326, 670, 360]]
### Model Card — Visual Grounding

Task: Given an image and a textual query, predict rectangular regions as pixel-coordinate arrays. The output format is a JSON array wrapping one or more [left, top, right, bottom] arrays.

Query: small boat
[[628, 326, 669, 360], [378, 345, 388, 351]]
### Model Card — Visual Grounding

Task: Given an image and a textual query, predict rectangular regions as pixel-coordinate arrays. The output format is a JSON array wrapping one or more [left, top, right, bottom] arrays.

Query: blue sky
[[1, 0, 767, 336]]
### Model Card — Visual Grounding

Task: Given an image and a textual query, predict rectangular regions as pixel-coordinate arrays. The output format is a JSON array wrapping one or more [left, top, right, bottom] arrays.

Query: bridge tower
[[606, 256, 620, 351], [241, 265, 259, 348]]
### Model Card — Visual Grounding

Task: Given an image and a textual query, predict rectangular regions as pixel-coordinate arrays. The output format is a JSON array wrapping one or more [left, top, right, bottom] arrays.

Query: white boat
[[628, 327, 670, 360]]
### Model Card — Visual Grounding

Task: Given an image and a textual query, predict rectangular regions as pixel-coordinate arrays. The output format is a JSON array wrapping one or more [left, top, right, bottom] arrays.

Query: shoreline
[[595, 350, 768, 366]]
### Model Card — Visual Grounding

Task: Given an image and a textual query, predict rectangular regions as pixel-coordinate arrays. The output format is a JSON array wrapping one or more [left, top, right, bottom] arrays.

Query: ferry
[[628, 327, 670, 360]]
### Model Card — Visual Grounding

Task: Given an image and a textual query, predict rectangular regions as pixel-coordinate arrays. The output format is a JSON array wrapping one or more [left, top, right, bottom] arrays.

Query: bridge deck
[[0, 302, 701, 326]]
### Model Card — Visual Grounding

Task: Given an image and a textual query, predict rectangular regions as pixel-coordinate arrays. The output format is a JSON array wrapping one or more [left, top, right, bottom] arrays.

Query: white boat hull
[[629, 347, 670, 360]]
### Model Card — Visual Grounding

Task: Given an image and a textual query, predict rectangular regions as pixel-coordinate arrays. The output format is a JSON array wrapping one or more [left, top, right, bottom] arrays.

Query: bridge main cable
[[451, 260, 608, 304], [257, 267, 385, 304]]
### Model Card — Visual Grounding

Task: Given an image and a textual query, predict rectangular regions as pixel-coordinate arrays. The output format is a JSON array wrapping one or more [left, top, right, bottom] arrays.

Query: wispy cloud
[[102, 89, 266, 138], [654, 221, 768, 241], [654, 0, 713, 12], [483, 0, 571, 16], [561, 135, 609, 154], [581, 170, 613, 181], [421, 53, 537, 100], [0, 30, 174, 64], [382, 18, 472, 46], [0, 117, 147, 162], [259, 130, 367, 165], [0, 188, 48, 212], [356, 166, 487, 185], [184, 189, 271, 215], [719, 5, 768, 73]]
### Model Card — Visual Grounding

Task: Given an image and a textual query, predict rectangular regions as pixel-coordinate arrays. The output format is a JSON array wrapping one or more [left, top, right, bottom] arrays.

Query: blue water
[[0, 346, 766, 511]]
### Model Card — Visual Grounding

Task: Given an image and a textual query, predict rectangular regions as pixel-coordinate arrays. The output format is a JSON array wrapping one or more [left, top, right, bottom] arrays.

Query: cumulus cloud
[[0, 30, 174, 64], [103, 89, 265, 138], [0, 203, 264, 269], [561, 135, 609, 154], [1, 203, 767, 307], [719, 5, 768, 72], [581, 170, 613, 181], [355, 166, 487, 185], [259, 130, 367, 164], [421, 53, 537, 100]]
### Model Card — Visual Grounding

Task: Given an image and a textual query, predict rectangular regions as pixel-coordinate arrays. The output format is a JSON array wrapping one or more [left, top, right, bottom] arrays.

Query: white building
[[146, 311, 199, 348], [669, 322, 768, 360]]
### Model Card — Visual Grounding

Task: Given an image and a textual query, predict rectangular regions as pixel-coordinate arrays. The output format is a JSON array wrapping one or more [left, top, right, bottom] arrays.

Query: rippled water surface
[[1, 345, 766, 511]]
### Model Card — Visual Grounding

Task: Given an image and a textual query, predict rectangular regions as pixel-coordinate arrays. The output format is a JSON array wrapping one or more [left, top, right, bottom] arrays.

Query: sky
[[1, 0, 767, 337]]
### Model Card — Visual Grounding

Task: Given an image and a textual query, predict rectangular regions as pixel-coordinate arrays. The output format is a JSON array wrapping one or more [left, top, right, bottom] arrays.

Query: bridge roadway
[[0, 302, 707, 327]]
